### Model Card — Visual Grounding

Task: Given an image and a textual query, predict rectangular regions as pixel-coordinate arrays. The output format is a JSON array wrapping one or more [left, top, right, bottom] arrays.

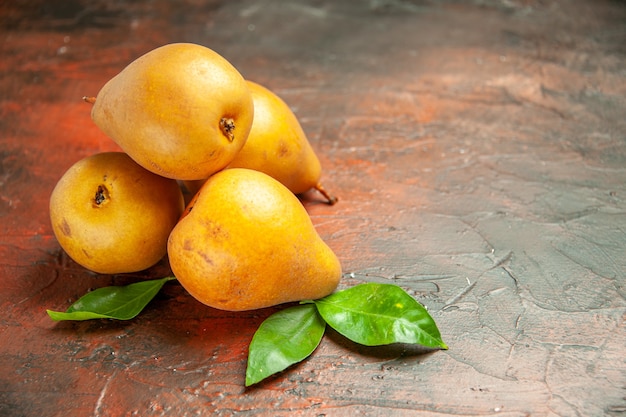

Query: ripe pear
[[49, 152, 185, 274], [88, 43, 254, 181], [167, 168, 342, 311], [227, 80, 337, 204]]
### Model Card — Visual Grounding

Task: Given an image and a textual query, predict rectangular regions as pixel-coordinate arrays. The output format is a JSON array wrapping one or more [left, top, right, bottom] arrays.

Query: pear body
[[91, 43, 254, 181], [227, 80, 322, 195], [167, 168, 342, 311], [49, 152, 185, 274]]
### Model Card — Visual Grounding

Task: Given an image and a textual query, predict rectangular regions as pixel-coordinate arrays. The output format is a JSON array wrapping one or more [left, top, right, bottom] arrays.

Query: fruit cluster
[[49, 43, 341, 311]]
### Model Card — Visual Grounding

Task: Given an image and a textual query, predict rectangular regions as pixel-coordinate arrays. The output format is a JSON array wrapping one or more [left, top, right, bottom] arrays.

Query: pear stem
[[314, 183, 338, 205], [83, 96, 96, 104]]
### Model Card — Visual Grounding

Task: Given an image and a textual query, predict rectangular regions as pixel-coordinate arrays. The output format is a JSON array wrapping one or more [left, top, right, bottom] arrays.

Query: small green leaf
[[246, 304, 325, 386], [47, 276, 176, 321], [312, 283, 447, 349]]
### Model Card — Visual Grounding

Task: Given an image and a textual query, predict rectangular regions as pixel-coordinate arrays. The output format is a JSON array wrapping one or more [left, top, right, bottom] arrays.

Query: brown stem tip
[[83, 96, 96, 104], [314, 183, 338, 205]]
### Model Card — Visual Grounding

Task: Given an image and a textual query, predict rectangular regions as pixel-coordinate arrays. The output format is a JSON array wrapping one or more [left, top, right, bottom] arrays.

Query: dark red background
[[1, 1, 625, 416]]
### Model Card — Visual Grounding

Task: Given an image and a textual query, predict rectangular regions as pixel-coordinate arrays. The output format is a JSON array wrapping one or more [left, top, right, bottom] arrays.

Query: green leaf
[[312, 283, 447, 349], [246, 304, 325, 386], [47, 276, 176, 321]]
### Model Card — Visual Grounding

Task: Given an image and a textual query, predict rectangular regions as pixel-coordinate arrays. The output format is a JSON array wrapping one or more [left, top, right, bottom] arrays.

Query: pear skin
[[167, 168, 342, 311], [227, 80, 337, 204], [89, 43, 254, 181]]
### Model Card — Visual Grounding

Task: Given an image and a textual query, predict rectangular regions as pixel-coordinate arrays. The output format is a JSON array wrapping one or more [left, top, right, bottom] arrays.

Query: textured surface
[[1, 1, 625, 416]]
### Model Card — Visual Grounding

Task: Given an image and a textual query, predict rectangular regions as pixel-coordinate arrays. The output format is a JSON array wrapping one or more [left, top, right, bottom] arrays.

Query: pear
[[227, 80, 337, 204], [167, 168, 342, 311], [87, 43, 254, 181], [49, 152, 185, 274]]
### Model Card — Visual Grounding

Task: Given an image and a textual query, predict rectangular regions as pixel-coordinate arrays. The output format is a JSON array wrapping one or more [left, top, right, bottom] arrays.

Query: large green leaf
[[246, 304, 326, 386], [47, 276, 175, 321], [312, 283, 447, 349]]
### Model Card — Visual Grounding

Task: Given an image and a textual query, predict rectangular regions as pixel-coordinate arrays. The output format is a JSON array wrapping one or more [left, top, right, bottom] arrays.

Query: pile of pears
[[49, 43, 342, 311]]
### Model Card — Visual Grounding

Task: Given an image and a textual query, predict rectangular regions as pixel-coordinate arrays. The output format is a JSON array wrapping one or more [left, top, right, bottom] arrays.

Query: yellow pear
[[49, 152, 185, 274], [227, 80, 337, 204], [87, 43, 254, 181], [167, 168, 342, 311]]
